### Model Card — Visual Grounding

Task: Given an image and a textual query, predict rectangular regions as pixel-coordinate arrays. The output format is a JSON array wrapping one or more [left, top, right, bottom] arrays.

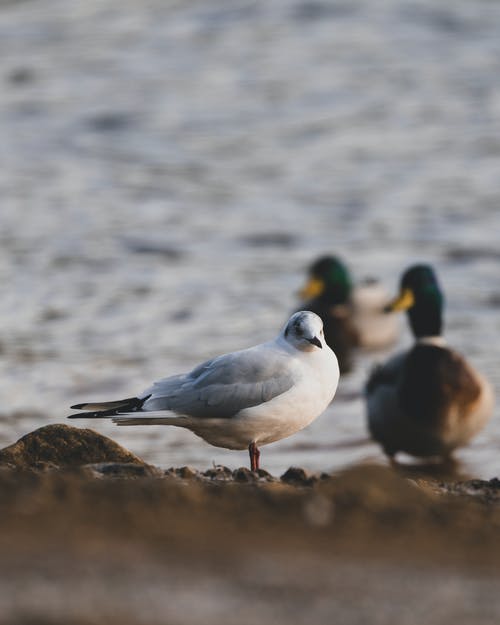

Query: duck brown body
[[367, 339, 493, 458], [366, 265, 494, 459]]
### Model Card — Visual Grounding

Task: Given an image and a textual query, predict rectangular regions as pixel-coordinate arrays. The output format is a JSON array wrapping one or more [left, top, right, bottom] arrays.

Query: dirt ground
[[1, 455, 500, 625]]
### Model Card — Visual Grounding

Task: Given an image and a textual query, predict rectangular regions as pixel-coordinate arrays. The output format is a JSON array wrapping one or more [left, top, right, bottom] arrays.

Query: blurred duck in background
[[366, 264, 494, 461], [297, 255, 399, 373]]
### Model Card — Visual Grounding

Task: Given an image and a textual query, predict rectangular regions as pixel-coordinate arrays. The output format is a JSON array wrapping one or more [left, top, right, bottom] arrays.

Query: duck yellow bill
[[385, 288, 415, 312], [298, 277, 324, 300]]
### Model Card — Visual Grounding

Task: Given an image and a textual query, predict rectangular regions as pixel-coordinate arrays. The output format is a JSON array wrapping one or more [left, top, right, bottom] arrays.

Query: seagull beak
[[307, 336, 323, 349], [298, 277, 324, 300], [384, 288, 415, 313]]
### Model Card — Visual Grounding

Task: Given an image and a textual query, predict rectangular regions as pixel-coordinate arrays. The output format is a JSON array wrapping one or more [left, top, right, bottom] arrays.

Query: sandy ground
[[1, 455, 500, 625]]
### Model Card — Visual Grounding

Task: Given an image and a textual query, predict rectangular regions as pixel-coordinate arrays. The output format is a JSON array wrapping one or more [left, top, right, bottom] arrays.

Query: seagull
[[68, 311, 340, 470]]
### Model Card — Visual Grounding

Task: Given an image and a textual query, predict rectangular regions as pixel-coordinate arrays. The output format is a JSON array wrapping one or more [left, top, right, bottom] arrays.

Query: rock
[[203, 465, 233, 480], [256, 468, 275, 481], [281, 466, 314, 485], [0, 424, 147, 470], [437, 477, 500, 503], [233, 467, 257, 483], [176, 466, 200, 480]]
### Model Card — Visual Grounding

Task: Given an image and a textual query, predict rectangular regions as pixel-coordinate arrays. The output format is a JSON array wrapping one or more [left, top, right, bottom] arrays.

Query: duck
[[366, 264, 494, 460], [297, 255, 399, 373]]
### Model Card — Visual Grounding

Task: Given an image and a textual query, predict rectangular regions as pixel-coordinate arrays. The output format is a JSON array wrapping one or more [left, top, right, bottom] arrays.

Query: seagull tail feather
[[67, 395, 151, 419]]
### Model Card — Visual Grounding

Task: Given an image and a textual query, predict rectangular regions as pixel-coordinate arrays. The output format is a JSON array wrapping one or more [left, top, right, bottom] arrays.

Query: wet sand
[[1, 427, 500, 624]]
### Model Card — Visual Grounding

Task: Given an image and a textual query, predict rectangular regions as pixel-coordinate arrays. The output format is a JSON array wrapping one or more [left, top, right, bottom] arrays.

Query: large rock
[[0, 424, 147, 470]]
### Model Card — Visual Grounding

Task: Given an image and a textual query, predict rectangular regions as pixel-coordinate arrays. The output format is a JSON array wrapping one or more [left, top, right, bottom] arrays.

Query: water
[[1, 0, 500, 477]]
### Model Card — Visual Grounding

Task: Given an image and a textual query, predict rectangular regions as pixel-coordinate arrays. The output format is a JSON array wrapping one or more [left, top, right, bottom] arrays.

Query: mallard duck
[[366, 264, 494, 460], [298, 255, 398, 373]]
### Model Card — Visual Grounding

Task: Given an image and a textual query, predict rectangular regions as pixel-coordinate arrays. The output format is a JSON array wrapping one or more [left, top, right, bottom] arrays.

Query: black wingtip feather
[[67, 395, 152, 420], [67, 408, 121, 419]]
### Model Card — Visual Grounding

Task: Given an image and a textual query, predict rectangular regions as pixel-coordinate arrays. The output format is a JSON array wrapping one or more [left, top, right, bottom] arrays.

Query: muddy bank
[[1, 425, 500, 624], [1, 465, 500, 625], [2, 460, 500, 566], [0, 425, 499, 566]]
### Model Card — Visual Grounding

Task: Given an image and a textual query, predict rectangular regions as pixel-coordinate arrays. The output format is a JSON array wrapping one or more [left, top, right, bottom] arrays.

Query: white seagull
[[68, 311, 339, 470]]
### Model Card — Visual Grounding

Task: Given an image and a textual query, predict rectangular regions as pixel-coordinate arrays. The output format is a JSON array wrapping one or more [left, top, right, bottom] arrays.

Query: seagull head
[[282, 311, 324, 352]]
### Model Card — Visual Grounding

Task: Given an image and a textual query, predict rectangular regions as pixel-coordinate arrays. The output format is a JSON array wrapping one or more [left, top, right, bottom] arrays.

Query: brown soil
[[0, 425, 499, 625]]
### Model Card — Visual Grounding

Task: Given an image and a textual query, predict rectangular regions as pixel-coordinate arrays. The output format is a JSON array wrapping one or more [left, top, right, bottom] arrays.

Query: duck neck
[[408, 298, 443, 340], [320, 282, 351, 306]]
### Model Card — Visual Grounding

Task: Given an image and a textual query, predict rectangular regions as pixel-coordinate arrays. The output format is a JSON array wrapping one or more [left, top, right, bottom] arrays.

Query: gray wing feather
[[142, 346, 295, 418]]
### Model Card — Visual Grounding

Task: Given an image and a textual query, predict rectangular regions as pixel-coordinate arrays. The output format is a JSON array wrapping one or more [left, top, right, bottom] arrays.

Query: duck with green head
[[298, 255, 398, 373], [366, 264, 494, 460]]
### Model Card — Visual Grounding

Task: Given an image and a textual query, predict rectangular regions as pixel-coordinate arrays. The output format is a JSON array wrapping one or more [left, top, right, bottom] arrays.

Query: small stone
[[281, 467, 311, 485], [468, 480, 488, 491], [256, 468, 274, 481], [233, 467, 256, 483], [203, 465, 233, 480], [177, 466, 199, 480]]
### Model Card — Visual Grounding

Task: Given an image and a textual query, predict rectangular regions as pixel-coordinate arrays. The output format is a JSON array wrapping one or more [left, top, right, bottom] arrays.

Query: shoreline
[[0, 425, 499, 623]]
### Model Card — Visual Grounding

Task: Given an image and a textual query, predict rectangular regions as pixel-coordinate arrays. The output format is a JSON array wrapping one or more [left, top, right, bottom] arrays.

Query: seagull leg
[[248, 442, 260, 471], [254, 445, 260, 471]]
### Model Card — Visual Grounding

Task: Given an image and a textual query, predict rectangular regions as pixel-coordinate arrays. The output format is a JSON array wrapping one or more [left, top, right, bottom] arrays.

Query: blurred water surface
[[1, 0, 500, 476]]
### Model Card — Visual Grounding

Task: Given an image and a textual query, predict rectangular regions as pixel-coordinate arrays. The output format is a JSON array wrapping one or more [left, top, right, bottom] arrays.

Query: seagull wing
[[141, 344, 296, 418]]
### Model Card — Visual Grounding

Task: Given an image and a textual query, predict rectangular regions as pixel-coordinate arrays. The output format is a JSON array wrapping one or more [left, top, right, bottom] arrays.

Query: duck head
[[298, 256, 352, 305], [385, 264, 444, 339]]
